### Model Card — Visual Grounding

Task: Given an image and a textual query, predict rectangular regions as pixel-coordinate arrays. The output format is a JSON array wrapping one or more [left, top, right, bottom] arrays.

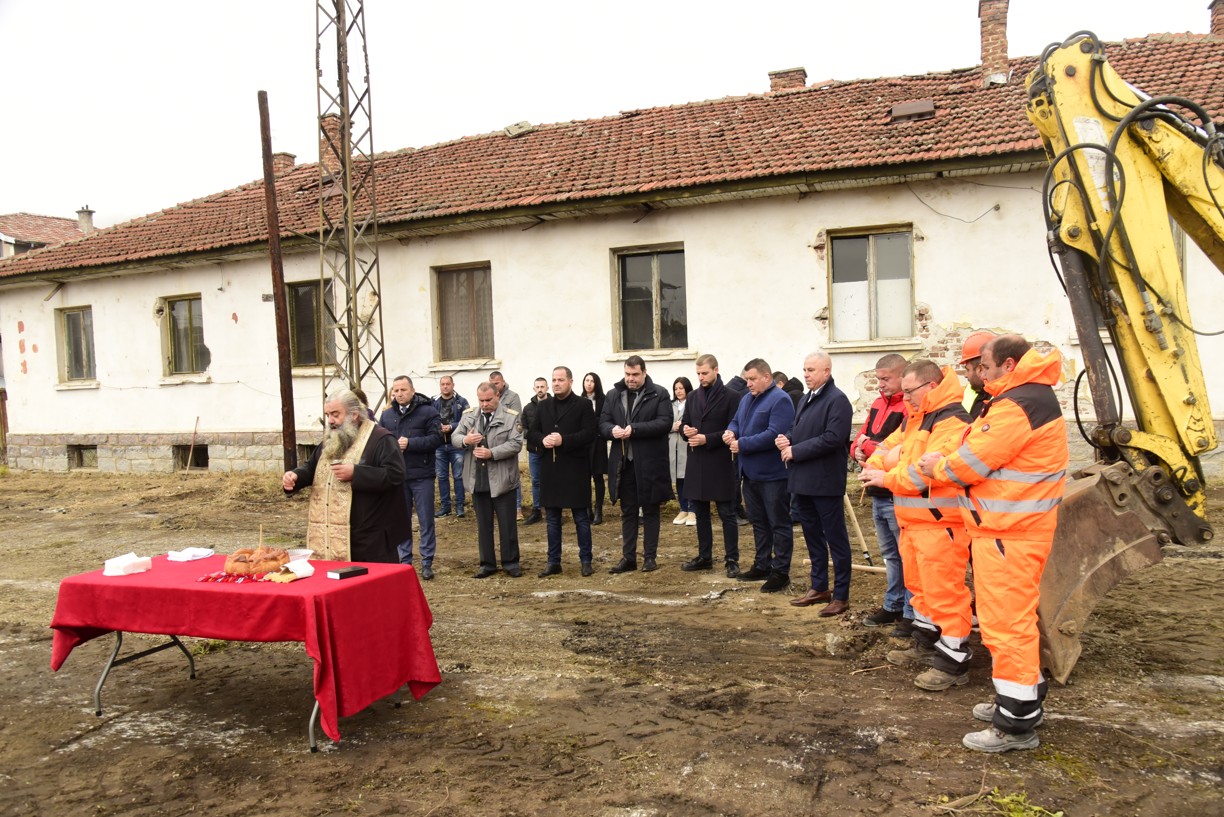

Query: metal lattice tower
[[316, 0, 387, 406]]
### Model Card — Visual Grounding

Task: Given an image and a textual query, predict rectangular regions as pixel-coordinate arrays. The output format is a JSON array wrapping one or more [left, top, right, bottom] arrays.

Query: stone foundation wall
[[5, 422, 1223, 479], [5, 432, 321, 474]]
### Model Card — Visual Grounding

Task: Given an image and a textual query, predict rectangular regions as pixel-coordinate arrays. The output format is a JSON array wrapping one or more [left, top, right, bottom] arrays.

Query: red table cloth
[[50, 555, 441, 741]]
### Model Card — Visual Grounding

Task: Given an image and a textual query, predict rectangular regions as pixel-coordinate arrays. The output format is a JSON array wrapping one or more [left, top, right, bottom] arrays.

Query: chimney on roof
[[768, 67, 808, 92], [978, 0, 1010, 86], [76, 206, 95, 234], [272, 152, 297, 175], [319, 113, 347, 174], [1212, 0, 1224, 36]]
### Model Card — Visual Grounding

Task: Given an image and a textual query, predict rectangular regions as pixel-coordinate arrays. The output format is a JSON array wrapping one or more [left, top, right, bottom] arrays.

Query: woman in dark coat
[[582, 372, 609, 524]]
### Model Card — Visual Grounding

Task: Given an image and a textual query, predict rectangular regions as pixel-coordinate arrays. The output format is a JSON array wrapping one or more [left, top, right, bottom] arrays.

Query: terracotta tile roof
[[2, 34, 1221, 281], [0, 213, 84, 247]]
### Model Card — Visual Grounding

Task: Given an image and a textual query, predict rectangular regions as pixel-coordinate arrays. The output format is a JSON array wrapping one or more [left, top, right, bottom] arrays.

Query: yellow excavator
[[1025, 33, 1223, 682]]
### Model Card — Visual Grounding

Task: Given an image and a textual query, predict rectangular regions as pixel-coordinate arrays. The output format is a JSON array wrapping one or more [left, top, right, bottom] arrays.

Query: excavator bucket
[[1038, 461, 1208, 684]]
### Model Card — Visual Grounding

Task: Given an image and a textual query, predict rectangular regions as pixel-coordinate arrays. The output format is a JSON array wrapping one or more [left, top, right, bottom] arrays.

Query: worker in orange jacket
[[861, 360, 973, 692], [919, 334, 1068, 754]]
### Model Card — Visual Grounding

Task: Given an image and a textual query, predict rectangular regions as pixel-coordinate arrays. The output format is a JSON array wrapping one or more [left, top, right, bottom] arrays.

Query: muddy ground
[[0, 470, 1220, 817]]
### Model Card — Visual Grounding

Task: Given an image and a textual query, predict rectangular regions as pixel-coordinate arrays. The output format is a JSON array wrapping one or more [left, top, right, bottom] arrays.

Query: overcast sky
[[0, 0, 1213, 228]]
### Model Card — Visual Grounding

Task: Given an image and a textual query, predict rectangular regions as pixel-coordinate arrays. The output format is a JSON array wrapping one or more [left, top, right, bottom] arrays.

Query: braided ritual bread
[[224, 546, 290, 576]]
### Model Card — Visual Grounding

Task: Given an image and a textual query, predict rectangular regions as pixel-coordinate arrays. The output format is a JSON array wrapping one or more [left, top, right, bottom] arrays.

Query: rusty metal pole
[[258, 90, 297, 471]]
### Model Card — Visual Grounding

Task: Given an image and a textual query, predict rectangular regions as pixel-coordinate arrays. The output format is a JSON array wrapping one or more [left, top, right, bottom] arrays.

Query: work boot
[[863, 606, 902, 627], [962, 727, 1039, 753], [972, 702, 1044, 728], [891, 617, 915, 638], [914, 667, 969, 691], [886, 643, 937, 666]]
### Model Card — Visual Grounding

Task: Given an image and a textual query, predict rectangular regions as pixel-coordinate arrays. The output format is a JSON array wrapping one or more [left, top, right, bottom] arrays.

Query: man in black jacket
[[776, 352, 854, 616], [529, 367, 598, 577], [520, 377, 550, 525], [680, 354, 743, 577], [600, 355, 674, 573], [379, 376, 443, 579]]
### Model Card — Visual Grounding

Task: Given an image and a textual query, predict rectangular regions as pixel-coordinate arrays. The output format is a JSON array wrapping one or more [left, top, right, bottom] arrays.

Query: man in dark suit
[[600, 355, 674, 573], [528, 366, 598, 577], [679, 354, 744, 577], [776, 351, 854, 616]]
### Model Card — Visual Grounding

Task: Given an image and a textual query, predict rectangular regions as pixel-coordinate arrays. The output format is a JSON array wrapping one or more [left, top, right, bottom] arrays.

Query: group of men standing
[[283, 330, 1069, 755], [854, 332, 1069, 754]]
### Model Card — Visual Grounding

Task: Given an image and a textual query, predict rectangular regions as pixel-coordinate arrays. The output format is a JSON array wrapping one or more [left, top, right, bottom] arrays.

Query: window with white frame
[[288, 280, 337, 367], [617, 248, 687, 351], [58, 306, 96, 381], [829, 230, 913, 341], [436, 265, 494, 361], [164, 295, 210, 374]]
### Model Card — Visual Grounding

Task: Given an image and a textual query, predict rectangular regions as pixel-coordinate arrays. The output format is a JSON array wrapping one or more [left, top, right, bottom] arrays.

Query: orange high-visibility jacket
[[866, 367, 971, 530], [929, 349, 1069, 540]]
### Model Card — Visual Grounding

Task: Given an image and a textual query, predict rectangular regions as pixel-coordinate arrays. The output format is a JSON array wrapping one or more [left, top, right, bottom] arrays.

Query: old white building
[[1, 1, 1222, 474]]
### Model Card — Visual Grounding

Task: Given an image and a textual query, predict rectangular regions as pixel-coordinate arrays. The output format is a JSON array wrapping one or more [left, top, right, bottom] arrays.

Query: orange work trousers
[[970, 535, 1052, 699], [904, 525, 972, 641]]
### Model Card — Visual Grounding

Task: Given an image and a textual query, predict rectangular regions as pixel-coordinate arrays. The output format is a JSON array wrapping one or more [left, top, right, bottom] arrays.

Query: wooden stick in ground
[[186, 416, 200, 472], [844, 493, 874, 566]]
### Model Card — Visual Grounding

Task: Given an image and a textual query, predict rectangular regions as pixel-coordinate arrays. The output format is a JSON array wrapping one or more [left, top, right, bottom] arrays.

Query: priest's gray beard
[[322, 415, 361, 460]]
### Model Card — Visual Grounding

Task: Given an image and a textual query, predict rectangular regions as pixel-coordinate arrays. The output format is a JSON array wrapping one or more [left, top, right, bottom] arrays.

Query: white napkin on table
[[167, 547, 215, 561], [103, 552, 153, 576], [285, 559, 315, 578]]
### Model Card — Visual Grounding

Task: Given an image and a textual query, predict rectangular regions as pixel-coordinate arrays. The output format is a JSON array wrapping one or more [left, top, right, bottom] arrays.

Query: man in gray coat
[[453, 382, 524, 578]]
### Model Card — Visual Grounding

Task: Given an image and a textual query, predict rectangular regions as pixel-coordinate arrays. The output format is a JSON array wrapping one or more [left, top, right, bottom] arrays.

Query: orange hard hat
[[959, 330, 995, 364]]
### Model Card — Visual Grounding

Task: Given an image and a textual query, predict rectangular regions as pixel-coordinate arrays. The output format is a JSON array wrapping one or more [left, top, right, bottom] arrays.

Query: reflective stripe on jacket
[[866, 367, 970, 530], [931, 349, 1069, 540]]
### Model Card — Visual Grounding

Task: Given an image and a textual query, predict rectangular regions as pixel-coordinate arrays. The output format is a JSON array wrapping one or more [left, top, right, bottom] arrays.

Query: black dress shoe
[[523, 508, 543, 525], [681, 557, 713, 572], [737, 565, 771, 581], [760, 573, 790, 593], [609, 558, 637, 574], [505, 567, 523, 578], [725, 561, 740, 579], [537, 563, 562, 578], [472, 568, 497, 579], [421, 564, 435, 581], [641, 558, 658, 572], [580, 562, 593, 577], [591, 508, 604, 526]]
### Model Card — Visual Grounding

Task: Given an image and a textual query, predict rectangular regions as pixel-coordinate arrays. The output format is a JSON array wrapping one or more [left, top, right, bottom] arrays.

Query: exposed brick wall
[[1213, 0, 1224, 37], [978, 0, 1009, 85]]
